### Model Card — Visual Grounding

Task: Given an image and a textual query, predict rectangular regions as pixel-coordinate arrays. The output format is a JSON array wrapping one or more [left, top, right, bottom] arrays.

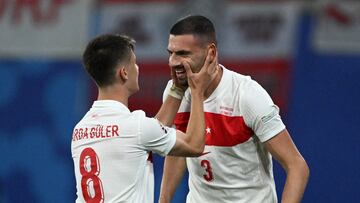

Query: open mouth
[[175, 68, 187, 79]]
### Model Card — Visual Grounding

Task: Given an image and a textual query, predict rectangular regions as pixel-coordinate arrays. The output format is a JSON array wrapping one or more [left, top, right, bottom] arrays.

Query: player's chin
[[178, 78, 188, 86]]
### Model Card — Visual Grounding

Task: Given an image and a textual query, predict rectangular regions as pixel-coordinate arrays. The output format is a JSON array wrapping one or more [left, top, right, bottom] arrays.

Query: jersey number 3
[[201, 159, 214, 182], [80, 147, 104, 203]]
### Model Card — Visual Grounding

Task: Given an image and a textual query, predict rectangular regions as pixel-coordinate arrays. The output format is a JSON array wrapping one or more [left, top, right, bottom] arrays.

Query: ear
[[118, 66, 128, 81], [208, 43, 217, 62]]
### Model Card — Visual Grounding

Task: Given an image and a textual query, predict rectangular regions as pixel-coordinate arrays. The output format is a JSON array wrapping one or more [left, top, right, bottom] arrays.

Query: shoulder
[[221, 65, 254, 89], [121, 110, 148, 130], [165, 79, 173, 90], [132, 109, 146, 117], [134, 111, 163, 132], [219, 66, 265, 103], [240, 78, 271, 106], [132, 110, 159, 129], [219, 66, 269, 103]]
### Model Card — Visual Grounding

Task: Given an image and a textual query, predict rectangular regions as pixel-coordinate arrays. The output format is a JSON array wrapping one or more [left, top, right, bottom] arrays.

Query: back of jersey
[[71, 100, 153, 203]]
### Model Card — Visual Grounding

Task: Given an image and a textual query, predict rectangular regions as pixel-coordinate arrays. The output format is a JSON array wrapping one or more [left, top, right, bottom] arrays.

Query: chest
[[175, 92, 252, 147]]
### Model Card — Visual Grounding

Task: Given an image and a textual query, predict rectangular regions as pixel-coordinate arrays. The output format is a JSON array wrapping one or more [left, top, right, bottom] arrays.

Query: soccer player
[[71, 34, 218, 202], [159, 15, 309, 203]]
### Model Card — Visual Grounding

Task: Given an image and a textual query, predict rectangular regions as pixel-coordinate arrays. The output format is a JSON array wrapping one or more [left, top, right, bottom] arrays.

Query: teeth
[[175, 70, 185, 73]]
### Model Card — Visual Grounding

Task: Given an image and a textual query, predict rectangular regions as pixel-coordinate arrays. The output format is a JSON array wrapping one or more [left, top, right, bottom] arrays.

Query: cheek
[[194, 53, 207, 71], [191, 59, 203, 73]]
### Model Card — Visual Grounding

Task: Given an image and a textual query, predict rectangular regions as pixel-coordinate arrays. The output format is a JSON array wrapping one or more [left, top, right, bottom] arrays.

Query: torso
[[72, 100, 175, 203], [170, 66, 283, 203]]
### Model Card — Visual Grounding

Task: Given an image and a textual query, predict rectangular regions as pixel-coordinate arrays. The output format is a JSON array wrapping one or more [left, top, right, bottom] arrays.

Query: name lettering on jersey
[[72, 125, 119, 141]]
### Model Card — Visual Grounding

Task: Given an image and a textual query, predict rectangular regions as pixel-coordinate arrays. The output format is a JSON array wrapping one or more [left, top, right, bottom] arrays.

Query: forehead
[[168, 34, 202, 51]]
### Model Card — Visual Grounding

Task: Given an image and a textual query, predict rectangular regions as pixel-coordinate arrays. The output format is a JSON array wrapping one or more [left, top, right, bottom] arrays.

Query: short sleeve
[[138, 116, 177, 156], [241, 80, 286, 142]]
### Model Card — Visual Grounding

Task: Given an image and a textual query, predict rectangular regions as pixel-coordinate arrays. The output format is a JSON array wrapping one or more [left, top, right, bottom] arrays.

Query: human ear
[[208, 43, 217, 63], [118, 66, 128, 81]]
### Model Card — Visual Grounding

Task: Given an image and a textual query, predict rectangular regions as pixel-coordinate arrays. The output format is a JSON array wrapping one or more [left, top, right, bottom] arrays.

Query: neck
[[204, 64, 223, 99], [97, 84, 129, 107]]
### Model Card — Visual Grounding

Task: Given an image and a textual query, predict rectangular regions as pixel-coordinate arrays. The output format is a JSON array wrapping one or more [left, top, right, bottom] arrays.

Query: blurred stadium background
[[1, 0, 360, 202]]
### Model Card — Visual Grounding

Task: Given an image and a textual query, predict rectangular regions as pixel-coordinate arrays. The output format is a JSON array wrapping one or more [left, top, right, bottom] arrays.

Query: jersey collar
[[204, 64, 229, 103], [92, 100, 130, 113]]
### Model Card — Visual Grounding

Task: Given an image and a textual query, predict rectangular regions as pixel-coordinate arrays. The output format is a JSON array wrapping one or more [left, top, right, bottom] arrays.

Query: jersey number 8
[[80, 147, 104, 203]]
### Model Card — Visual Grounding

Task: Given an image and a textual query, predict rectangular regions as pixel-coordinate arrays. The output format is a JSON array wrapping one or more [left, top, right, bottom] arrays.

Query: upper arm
[[241, 80, 285, 142], [139, 117, 202, 157], [265, 129, 306, 170], [139, 116, 177, 156]]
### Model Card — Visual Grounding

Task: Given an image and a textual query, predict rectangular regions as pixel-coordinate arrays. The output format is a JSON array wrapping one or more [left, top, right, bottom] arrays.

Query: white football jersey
[[163, 65, 285, 203], [71, 100, 176, 203]]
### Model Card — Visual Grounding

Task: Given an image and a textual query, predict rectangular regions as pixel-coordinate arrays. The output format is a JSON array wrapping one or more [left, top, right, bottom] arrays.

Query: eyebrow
[[167, 49, 191, 55]]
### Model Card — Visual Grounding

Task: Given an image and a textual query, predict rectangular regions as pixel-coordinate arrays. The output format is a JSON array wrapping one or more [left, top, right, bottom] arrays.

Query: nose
[[168, 53, 181, 68]]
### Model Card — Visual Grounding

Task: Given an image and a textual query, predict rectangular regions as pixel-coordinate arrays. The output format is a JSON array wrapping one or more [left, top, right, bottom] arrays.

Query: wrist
[[168, 84, 185, 100], [191, 90, 205, 101]]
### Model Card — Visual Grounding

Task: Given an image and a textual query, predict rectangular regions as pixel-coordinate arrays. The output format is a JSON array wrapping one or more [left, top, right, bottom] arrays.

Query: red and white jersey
[[163, 65, 285, 203], [71, 100, 176, 203]]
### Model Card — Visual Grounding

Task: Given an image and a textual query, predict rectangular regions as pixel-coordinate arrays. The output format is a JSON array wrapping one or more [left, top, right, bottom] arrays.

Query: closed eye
[[167, 49, 191, 56], [175, 50, 191, 56]]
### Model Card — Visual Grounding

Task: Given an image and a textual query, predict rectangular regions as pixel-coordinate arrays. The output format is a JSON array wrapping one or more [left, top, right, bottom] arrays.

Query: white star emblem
[[206, 127, 211, 134]]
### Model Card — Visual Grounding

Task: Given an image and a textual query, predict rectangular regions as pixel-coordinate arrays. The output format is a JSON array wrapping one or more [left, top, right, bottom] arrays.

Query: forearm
[[281, 157, 310, 203], [155, 95, 181, 126], [185, 93, 205, 150], [264, 130, 309, 203], [159, 156, 186, 203]]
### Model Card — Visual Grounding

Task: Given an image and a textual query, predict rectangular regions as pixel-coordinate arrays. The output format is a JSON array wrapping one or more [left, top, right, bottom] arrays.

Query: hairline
[[169, 33, 213, 48]]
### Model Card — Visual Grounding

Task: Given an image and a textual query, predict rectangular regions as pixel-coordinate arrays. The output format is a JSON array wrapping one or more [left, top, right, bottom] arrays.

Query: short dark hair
[[82, 34, 135, 87], [170, 15, 216, 45]]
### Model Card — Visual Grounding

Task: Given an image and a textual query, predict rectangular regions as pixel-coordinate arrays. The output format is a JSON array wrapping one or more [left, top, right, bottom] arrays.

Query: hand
[[183, 51, 218, 97]]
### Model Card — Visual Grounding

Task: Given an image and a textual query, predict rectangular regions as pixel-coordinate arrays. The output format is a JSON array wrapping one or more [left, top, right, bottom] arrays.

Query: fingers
[[170, 66, 176, 80], [170, 66, 180, 87], [199, 50, 211, 74], [182, 61, 193, 78], [201, 49, 218, 76]]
